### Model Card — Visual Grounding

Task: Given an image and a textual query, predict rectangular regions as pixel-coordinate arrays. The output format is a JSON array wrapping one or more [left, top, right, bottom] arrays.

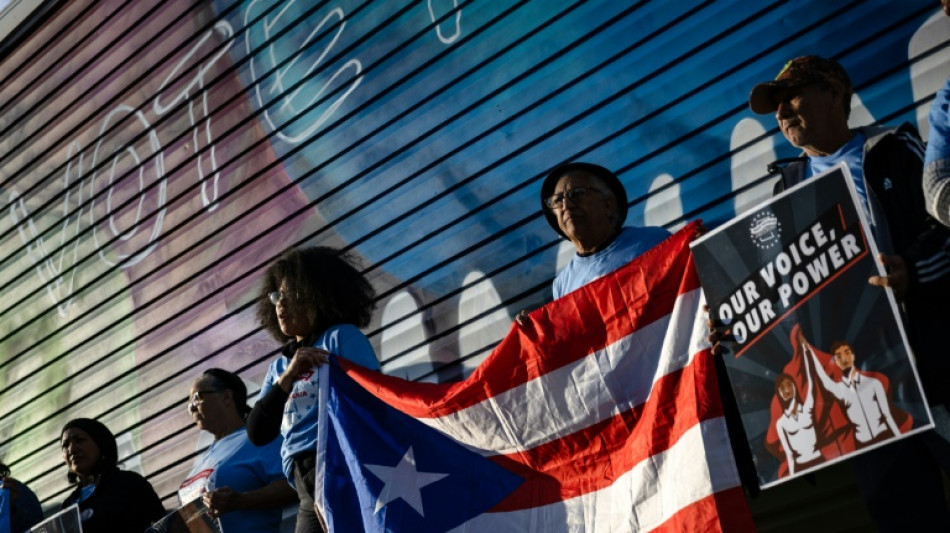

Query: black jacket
[[62, 469, 165, 533], [771, 123, 950, 405]]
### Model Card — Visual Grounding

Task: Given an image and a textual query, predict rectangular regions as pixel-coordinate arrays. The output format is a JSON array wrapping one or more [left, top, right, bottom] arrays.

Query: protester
[[179, 368, 296, 532], [924, 76, 950, 226], [745, 54, 950, 530], [532, 161, 769, 497], [539, 162, 670, 298], [0, 461, 43, 533], [246, 247, 380, 533], [923, 0, 950, 227], [60, 418, 165, 533]]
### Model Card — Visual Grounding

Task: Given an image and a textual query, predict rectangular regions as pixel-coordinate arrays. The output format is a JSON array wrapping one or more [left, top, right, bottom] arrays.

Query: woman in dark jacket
[[61, 418, 165, 532]]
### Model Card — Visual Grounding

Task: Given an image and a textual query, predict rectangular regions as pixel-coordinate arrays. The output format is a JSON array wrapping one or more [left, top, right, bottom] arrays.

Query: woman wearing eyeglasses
[[60, 418, 165, 533], [246, 247, 380, 533], [179, 368, 297, 532]]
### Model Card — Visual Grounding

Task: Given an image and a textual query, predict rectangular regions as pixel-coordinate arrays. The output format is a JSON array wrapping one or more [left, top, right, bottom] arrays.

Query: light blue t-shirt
[[926, 76, 950, 165], [179, 429, 286, 533], [807, 132, 868, 215], [259, 324, 380, 482], [553, 225, 671, 299]]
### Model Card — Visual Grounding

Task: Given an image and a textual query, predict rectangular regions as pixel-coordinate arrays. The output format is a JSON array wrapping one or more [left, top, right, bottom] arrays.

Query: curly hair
[[256, 247, 376, 343]]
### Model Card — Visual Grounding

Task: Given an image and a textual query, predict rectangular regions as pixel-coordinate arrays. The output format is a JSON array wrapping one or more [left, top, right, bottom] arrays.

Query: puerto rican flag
[[315, 222, 753, 532], [0, 485, 9, 533]]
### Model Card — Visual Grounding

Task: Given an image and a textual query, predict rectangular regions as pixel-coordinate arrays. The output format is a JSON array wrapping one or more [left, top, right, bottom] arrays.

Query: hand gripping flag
[[315, 222, 754, 532]]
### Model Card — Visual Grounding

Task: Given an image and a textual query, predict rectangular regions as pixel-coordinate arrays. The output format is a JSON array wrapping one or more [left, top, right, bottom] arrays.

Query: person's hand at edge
[[868, 253, 908, 300], [705, 304, 733, 355]]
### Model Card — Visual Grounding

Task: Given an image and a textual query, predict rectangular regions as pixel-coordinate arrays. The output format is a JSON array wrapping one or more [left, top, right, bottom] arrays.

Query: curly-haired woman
[[246, 247, 379, 533]]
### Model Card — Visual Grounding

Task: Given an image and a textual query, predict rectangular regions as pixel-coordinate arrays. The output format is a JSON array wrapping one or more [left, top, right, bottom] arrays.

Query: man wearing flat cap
[[539, 162, 669, 299], [750, 54, 950, 531], [539, 163, 764, 497]]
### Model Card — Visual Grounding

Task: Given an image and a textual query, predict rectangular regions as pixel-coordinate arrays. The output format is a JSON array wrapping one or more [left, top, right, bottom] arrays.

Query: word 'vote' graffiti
[[8, 22, 230, 316], [7, 1, 463, 318]]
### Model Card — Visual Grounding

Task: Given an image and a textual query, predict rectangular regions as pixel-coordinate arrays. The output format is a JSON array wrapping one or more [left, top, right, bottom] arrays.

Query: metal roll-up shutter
[[0, 0, 946, 529]]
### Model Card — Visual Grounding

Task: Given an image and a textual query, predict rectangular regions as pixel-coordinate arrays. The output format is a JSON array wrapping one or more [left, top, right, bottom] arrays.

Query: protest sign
[[147, 499, 220, 533], [24, 505, 81, 533], [690, 164, 933, 488]]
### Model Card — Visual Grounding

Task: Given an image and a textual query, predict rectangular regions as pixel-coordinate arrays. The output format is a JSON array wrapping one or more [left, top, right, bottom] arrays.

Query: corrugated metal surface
[[0, 0, 947, 528]]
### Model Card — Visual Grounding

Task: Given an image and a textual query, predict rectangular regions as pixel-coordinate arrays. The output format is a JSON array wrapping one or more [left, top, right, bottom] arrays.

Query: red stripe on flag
[[341, 222, 704, 418], [488, 348, 722, 510], [652, 487, 755, 533], [325, 221, 754, 531]]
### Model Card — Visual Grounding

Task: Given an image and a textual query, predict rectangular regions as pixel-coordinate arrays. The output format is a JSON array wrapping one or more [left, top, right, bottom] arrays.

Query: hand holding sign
[[868, 253, 909, 298], [690, 164, 932, 488]]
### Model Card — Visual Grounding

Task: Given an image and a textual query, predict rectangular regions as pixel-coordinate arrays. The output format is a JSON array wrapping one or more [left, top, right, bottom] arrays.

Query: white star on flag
[[364, 446, 449, 516]]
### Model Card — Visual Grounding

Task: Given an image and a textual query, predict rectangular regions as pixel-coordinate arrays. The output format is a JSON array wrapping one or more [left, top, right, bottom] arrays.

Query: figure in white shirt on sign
[[808, 341, 900, 448], [774, 338, 823, 475]]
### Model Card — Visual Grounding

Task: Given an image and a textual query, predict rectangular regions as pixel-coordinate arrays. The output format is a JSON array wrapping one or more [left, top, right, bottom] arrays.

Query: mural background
[[0, 0, 947, 528]]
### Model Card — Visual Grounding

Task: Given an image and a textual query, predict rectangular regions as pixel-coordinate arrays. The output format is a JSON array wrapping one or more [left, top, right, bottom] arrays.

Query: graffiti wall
[[0, 0, 947, 519]]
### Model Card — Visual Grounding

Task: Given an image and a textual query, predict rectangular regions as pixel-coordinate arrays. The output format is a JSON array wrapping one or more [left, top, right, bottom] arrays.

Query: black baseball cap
[[749, 55, 852, 114]]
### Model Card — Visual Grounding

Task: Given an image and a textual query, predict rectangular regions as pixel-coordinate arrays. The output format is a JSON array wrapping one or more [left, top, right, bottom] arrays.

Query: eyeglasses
[[544, 187, 606, 209], [268, 290, 300, 305], [188, 390, 222, 407]]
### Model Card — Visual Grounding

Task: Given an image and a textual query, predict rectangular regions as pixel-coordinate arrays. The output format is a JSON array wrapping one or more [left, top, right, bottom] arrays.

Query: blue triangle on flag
[[323, 360, 524, 532]]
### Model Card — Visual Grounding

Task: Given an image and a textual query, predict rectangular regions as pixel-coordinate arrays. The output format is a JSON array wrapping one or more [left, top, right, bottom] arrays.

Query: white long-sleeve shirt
[[809, 349, 899, 444]]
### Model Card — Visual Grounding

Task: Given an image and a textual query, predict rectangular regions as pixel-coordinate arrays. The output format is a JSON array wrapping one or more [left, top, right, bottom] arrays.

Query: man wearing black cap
[[749, 55, 950, 300], [540, 162, 669, 299], [749, 55, 950, 531]]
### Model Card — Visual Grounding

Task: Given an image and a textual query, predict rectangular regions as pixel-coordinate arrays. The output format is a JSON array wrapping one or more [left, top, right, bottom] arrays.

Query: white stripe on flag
[[418, 289, 708, 455], [448, 417, 739, 533]]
